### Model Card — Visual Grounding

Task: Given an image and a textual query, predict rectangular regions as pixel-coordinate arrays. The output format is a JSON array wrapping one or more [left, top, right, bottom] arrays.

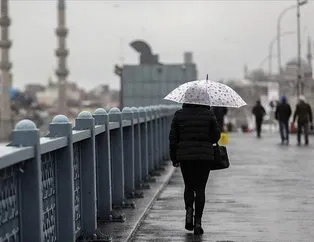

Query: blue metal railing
[[0, 105, 178, 241]]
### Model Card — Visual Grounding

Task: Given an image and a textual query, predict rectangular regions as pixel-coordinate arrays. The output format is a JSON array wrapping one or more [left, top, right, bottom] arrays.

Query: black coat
[[293, 101, 313, 124], [169, 104, 221, 164], [252, 104, 266, 120], [275, 102, 292, 122]]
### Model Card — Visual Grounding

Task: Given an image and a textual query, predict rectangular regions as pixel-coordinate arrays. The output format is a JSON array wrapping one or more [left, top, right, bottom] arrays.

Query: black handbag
[[210, 144, 230, 170]]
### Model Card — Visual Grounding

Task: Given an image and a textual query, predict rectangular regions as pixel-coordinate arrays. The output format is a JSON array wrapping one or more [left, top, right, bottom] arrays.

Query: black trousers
[[180, 161, 211, 218], [255, 118, 263, 137], [279, 120, 289, 142], [297, 121, 309, 144]]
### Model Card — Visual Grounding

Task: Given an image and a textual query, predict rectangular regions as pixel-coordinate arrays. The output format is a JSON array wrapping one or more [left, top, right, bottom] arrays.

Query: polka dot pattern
[[164, 79, 247, 108]]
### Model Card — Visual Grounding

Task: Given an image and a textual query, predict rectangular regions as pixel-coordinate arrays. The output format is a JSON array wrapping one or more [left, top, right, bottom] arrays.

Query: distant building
[[278, 57, 314, 108], [80, 85, 121, 110], [247, 52, 314, 109], [118, 40, 197, 107], [24, 84, 45, 101], [86, 84, 110, 107], [281, 58, 312, 90], [276, 38, 313, 107], [109, 90, 120, 107], [36, 78, 81, 107]]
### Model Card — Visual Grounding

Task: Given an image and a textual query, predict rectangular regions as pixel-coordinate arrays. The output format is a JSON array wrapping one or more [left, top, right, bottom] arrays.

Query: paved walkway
[[97, 163, 175, 241], [131, 133, 314, 241]]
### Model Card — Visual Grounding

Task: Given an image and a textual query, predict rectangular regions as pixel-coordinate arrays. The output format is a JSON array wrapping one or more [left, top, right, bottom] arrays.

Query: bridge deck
[[131, 134, 314, 241]]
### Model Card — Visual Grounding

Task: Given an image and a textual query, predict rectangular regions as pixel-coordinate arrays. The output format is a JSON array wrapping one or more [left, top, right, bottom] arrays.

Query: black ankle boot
[[194, 216, 204, 235], [185, 207, 194, 231]]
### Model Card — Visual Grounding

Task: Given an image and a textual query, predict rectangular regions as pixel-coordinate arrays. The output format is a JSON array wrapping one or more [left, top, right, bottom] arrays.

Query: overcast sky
[[7, 0, 314, 91]]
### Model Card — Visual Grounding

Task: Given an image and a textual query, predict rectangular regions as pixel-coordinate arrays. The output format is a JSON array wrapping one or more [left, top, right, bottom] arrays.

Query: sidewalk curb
[[126, 166, 176, 242]]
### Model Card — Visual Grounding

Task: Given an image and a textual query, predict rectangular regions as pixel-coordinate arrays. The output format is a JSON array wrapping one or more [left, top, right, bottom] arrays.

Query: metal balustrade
[[0, 105, 178, 242]]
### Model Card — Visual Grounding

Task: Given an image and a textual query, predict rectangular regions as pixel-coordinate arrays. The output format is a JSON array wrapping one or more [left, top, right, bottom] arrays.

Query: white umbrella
[[164, 79, 246, 108]]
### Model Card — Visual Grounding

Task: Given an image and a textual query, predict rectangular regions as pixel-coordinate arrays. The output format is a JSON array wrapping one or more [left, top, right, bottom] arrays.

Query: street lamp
[[296, 0, 308, 96], [277, 5, 296, 76], [260, 54, 274, 69], [276, 1, 308, 90], [277, 2, 307, 73], [269, 31, 295, 76]]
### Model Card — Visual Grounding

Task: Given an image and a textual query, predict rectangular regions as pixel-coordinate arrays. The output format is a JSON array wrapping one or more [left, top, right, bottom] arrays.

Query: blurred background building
[[116, 40, 197, 108]]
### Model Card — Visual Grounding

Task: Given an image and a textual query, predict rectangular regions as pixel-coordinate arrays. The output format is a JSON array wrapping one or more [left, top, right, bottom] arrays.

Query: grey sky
[[8, 0, 314, 91]]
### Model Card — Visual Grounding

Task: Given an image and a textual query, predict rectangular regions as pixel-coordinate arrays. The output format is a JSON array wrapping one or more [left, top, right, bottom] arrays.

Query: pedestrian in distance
[[169, 103, 221, 235], [252, 100, 266, 138], [275, 96, 292, 145], [293, 95, 313, 146]]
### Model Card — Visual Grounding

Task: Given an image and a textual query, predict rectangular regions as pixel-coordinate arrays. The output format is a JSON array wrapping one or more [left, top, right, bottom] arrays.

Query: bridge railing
[[0, 105, 179, 242]]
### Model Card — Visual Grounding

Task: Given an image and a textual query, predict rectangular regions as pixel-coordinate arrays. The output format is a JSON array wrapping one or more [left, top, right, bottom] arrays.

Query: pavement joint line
[[126, 165, 176, 242]]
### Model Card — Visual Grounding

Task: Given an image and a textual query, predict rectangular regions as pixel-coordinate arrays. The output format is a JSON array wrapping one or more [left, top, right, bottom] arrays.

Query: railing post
[[145, 107, 153, 173], [131, 107, 143, 189], [122, 107, 135, 198], [156, 105, 166, 167], [163, 105, 169, 162], [165, 106, 171, 161], [165, 106, 173, 160], [150, 106, 161, 176], [73, 111, 97, 235], [156, 106, 163, 168], [48, 115, 75, 242], [138, 107, 149, 184], [160, 106, 165, 160], [145, 107, 156, 182], [9, 120, 43, 242], [92, 108, 112, 220], [108, 108, 125, 208], [158, 105, 163, 161], [152, 106, 159, 169]]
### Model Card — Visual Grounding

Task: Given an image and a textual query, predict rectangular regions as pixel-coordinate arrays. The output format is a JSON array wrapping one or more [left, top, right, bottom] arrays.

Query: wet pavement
[[97, 163, 175, 242], [130, 133, 314, 241]]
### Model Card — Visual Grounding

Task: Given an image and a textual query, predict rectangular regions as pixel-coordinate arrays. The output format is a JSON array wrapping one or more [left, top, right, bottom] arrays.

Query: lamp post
[[276, 1, 308, 83], [296, 0, 308, 96], [277, 5, 296, 77], [269, 31, 295, 76], [260, 54, 274, 69]]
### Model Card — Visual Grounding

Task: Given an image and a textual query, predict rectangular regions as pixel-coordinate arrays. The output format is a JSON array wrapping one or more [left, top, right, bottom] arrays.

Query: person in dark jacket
[[212, 107, 228, 131], [275, 96, 292, 145], [169, 103, 221, 235], [293, 95, 313, 146], [252, 100, 266, 138]]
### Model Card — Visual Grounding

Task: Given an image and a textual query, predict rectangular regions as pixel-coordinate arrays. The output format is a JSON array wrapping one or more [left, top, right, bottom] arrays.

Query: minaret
[[0, 0, 12, 140], [307, 36, 312, 72], [55, 0, 69, 115]]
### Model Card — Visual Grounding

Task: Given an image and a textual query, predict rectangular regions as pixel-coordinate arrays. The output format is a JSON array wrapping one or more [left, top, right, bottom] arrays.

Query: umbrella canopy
[[164, 79, 246, 108]]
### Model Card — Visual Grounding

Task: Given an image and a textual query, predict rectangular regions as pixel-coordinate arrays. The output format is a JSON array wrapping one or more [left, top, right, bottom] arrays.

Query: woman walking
[[169, 103, 221, 235], [165, 79, 246, 235]]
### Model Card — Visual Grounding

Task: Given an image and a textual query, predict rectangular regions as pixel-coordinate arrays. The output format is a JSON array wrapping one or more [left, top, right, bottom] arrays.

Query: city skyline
[[7, 0, 314, 91]]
